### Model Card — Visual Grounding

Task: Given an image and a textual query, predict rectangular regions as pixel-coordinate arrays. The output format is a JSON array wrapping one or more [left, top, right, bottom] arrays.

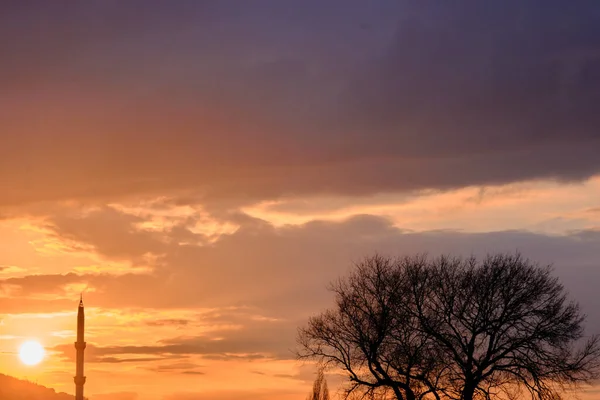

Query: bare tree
[[410, 254, 600, 400], [307, 368, 331, 400], [298, 255, 445, 400], [298, 253, 600, 400]]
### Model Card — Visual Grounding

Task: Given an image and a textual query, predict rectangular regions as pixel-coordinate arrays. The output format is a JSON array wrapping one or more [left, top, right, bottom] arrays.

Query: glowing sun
[[19, 340, 45, 366]]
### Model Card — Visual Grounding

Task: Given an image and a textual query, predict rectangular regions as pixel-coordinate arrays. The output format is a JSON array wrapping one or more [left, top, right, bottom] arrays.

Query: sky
[[0, 1, 600, 399]]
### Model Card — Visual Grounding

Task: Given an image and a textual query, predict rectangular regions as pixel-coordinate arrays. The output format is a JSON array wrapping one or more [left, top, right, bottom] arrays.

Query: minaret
[[74, 295, 86, 400]]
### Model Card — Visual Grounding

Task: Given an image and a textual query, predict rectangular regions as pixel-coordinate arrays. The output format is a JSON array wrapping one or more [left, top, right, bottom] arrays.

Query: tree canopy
[[298, 254, 600, 400]]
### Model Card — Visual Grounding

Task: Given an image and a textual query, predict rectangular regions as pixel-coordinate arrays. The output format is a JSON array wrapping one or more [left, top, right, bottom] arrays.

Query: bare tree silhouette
[[298, 255, 444, 400], [298, 254, 600, 400]]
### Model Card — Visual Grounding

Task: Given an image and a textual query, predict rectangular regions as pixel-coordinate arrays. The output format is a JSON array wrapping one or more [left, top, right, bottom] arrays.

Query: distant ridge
[[0, 373, 75, 400]]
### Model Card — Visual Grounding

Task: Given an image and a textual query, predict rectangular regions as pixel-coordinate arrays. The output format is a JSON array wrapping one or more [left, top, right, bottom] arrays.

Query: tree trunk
[[462, 383, 476, 400]]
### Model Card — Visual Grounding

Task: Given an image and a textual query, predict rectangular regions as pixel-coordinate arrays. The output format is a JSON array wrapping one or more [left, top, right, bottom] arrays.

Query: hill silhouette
[[0, 373, 75, 400]]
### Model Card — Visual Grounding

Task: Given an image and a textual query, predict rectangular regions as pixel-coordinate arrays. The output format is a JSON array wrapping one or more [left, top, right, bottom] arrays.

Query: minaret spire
[[74, 296, 86, 400]]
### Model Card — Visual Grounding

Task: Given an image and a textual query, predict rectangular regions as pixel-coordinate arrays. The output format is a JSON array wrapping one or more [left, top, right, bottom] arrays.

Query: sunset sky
[[1, 1, 600, 399]]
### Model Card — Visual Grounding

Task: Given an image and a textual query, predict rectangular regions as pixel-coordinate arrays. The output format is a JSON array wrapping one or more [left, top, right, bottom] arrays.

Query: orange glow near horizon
[[0, 176, 599, 399]]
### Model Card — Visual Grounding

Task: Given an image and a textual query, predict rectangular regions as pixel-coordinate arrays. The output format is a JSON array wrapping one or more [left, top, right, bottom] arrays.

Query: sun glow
[[18, 340, 45, 366]]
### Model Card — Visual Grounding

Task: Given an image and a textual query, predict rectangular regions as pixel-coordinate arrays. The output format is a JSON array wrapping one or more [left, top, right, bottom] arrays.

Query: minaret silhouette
[[74, 295, 86, 400]]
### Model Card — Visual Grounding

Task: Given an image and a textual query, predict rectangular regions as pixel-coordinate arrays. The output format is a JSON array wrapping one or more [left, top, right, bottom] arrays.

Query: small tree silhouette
[[307, 368, 330, 400]]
